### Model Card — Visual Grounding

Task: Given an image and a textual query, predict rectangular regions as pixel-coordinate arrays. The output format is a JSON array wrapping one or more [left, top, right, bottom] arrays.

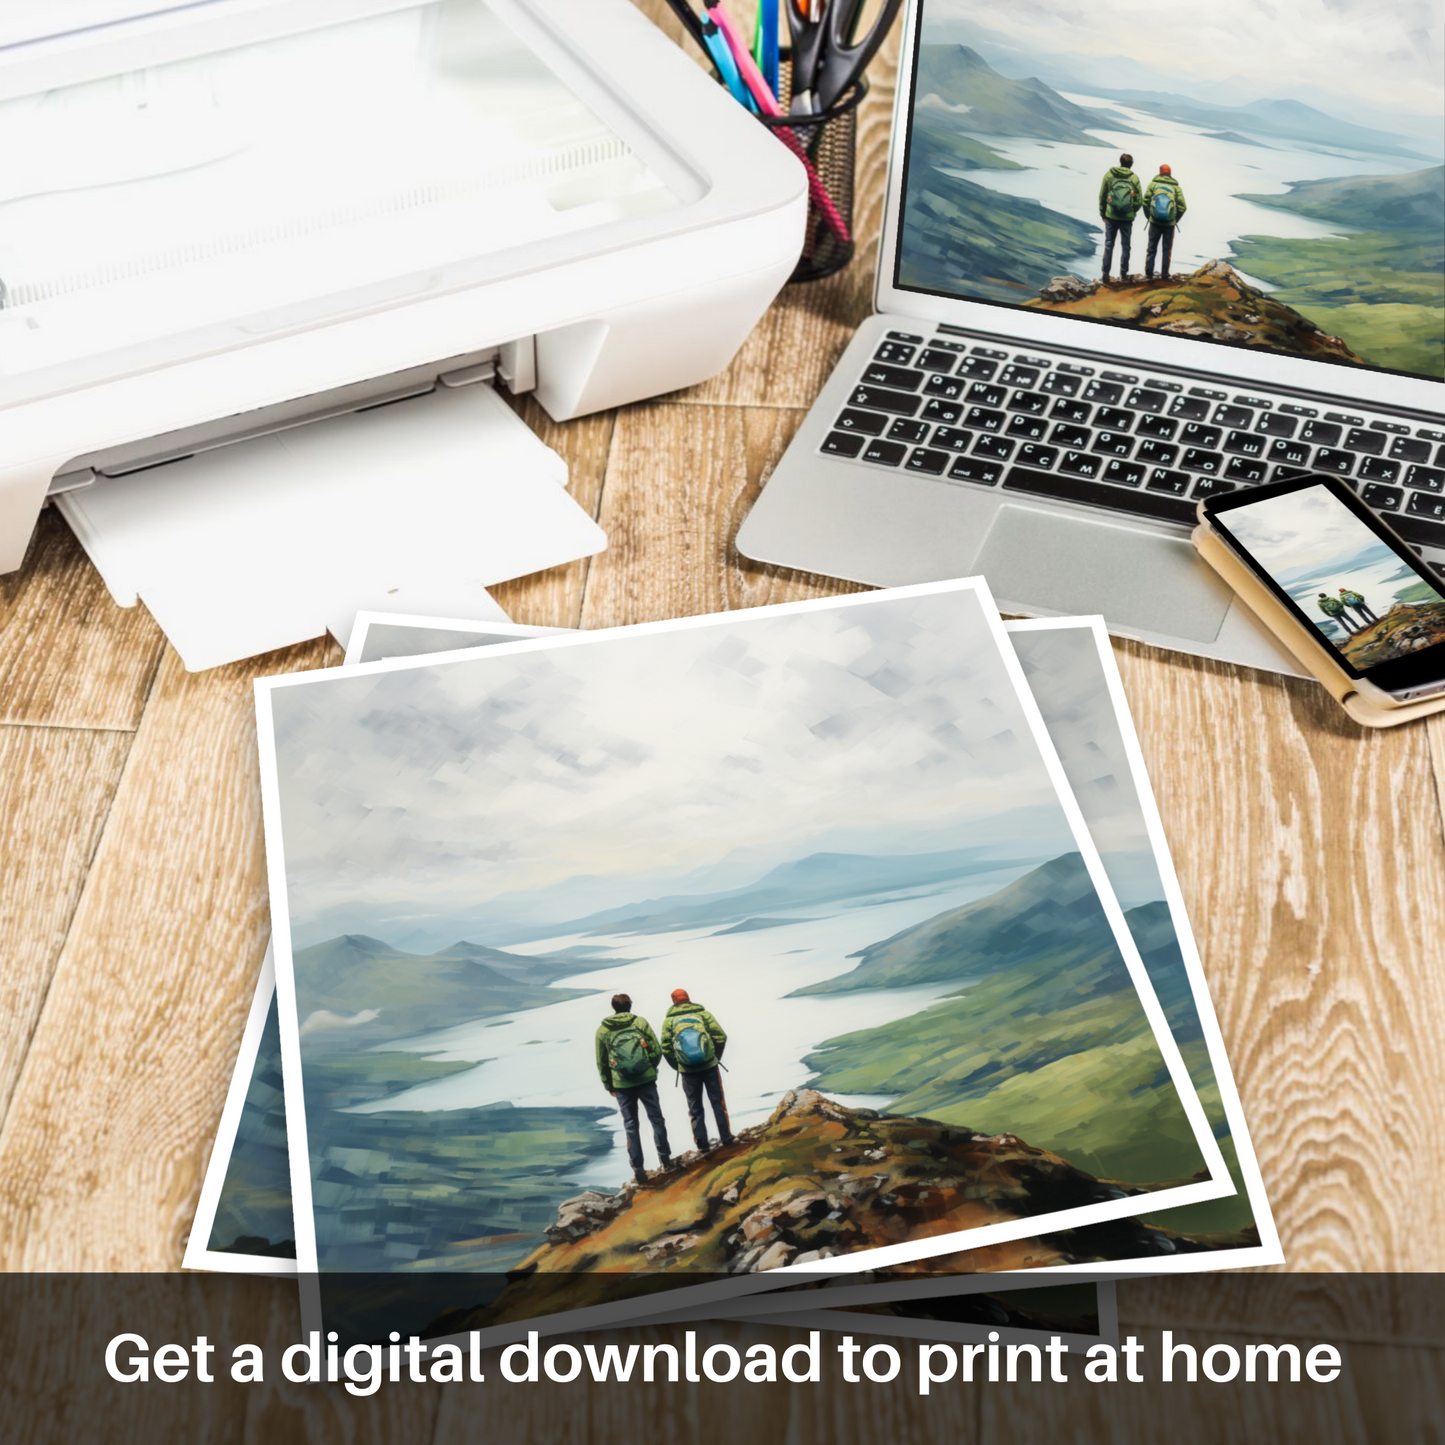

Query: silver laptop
[[738, 0, 1444, 673]]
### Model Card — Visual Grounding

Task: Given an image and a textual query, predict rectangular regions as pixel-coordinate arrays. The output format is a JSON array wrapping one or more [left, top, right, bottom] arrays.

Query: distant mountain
[[1204, 131, 1273, 149], [292, 934, 599, 1043], [913, 45, 1137, 146], [1237, 165, 1444, 232], [709, 917, 810, 936], [791, 852, 1125, 995]]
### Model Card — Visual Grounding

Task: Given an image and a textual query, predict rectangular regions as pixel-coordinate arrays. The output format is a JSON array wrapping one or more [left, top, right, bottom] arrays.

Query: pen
[[752, 0, 780, 98], [699, 12, 756, 109]]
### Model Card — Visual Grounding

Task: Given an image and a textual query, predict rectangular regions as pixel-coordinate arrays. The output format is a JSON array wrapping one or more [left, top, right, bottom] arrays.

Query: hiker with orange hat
[[660, 989, 734, 1153], [1340, 586, 1378, 625], [1143, 163, 1187, 282]]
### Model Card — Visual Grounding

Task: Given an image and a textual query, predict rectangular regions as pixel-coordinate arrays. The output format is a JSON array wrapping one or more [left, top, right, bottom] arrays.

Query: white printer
[[0, 0, 806, 665]]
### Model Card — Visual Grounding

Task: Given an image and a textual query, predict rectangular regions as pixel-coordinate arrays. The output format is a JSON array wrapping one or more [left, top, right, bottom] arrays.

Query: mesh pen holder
[[758, 67, 867, 284]]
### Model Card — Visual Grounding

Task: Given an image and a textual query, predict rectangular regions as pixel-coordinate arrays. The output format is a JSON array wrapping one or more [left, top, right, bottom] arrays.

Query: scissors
[[786, 0, 903, 113]]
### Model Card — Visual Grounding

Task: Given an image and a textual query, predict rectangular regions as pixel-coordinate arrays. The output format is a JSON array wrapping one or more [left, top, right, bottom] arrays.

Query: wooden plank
[[579, 403, 867, 629], [0, 509, 165, 731], [0, 640, 334, 1269], [984, 1324, 1436, 1445], [430, 1320, 981, 1445], [1110, 637, 1445, 1271], [490, 397, 614, 630], [0, 725, 133, 1125]]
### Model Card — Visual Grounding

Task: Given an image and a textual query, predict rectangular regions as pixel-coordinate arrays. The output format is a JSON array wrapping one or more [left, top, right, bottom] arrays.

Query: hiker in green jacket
[[1339, 587, 1378, 625], [596, 993, 673, 1185], [1143, 164, 1187, 281], [660, 988, 734, 1153], [1097, 152, 1142, 283], [1317, 592, 1356, 635]]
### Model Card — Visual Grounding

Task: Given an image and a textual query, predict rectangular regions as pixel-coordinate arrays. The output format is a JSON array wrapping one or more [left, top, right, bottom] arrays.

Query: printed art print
[[253, 582, 1230, 1344]]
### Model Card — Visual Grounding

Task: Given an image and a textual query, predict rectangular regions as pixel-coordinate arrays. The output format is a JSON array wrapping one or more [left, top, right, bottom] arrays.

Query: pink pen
[[705, 1, 853, 247]]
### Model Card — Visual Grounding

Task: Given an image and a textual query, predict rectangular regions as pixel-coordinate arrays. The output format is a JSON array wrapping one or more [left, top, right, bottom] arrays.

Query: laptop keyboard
[[822, 330, 1445, 559]]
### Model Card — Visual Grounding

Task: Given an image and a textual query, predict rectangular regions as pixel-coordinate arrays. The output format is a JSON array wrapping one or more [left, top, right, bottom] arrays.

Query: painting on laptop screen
[[897, 0, 1444, 380]]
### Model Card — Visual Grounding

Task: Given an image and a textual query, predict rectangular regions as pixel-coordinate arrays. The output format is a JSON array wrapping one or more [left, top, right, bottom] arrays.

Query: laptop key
[[860, 438, 908, 467], [1169, 396, 1212, 421], [1147, 469, 1191, 495], [1051, 423, 1091, 449], [1104, 459, 1146, 487], [957, 356, 999, 380], [1092, 432, 1134, 458], [930, 427, 975, 452], [922, 398, 963, 425], [1343, 428, 1385, 456], [1407, 491, 1445, 521], [887, 418, 932, 444], [1060, 451, 1103, 478], [1041, 372, 1082, 397], [1137, 440, 1179, 467], [1392, 514, 1445, 550], [1003, 465, 1197, 524], [1325, 411, 1363, 426], [862, 363, 925, 390], [1224, 456, 1268, 483], [835, 408, 890, 435], [1008, 390, 1050, 415], [1358, 457, 1399, 483], [947, 457, 1003, 486], [1017, 444, 1058, 469], [1257, 413, 1298, 438], [821, 431, 866, 457], [1214, 404, 1254, 429], [1389, 436, 1431, 464], [1269, 438, 1311, 467], [965, 406, 1006, 432], [1095, 406, 1134, 432], [1136, 414, 1178, 440], [1126, 388, 1166, 413], [886, 330, 924, 343], [1361, 482, 1402, 510], [1405, 465, 1445, 493], [970, 346, 1008, 359], [1180, 423, 1222, 449], [923, 374, 966, 400], [967, 382, 1008, 407], [998, 364, 1040, 389], [916, 348, 960, 373], [1193, 476, 1238, 498], [850, 384, 921, 417], [1050, 398, 1092, 424], [974, 435, 1015, 461], [1181, 448, 1223, 474], [1223, 430, 1266, 458], [1314, 448, 1354, 476], [1083, 379, 1123, 405], [906, 448, 951, 475], [1006, 415, 1048, 441], [1300, 420, 1341, 446], [874, 342, 917, 365]]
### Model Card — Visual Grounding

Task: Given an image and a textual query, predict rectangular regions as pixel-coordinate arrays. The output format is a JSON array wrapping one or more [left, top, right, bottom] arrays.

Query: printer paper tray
[[57, 384, 604, 670]]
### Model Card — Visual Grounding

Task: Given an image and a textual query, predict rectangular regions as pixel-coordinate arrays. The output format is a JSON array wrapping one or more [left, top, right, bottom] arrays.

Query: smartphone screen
[[1204, 475, 1445, 694]]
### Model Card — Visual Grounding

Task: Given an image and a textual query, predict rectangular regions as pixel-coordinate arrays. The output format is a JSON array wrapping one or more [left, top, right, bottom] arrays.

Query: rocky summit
[[1028, 259, 1365, 364], [455, 1090, 1246, 1329]]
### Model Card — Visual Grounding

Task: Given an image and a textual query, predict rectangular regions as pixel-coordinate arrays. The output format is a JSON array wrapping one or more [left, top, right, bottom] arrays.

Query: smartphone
[[1200, 473, 1445, 705]]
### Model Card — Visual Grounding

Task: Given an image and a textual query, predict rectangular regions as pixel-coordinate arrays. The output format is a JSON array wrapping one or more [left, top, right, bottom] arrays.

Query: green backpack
[[1106, 174, 1136, 220], [609, 1023, 653, 1085]]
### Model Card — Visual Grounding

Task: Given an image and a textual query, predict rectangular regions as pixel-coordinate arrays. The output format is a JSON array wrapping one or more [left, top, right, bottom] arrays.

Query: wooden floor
[[1, 5, 1441, 1440]]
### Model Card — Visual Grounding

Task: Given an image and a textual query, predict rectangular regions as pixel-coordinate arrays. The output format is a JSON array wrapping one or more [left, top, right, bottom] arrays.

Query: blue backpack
[[1152, 186, 1177, 224], [673, 1015, 716, 1068]]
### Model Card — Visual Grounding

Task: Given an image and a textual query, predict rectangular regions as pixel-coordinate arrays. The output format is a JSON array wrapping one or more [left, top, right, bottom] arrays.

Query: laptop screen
[[892, 0, 1444, 383]]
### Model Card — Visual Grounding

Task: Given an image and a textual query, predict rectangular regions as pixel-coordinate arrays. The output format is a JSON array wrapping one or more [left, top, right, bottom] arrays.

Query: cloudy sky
[[922, 0, 1443, 123], [1222, 485, 1398, 575], [267, 589, 1085, 944]]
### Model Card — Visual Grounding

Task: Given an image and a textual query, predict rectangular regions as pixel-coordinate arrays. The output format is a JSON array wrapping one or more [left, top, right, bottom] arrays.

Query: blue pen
[[701, 14, 755, 110], [757, 0, 779, 97]]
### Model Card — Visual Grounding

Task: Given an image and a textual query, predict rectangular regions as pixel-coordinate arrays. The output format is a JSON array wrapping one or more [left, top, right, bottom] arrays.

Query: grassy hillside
[[1237, 165, 1444, 230]]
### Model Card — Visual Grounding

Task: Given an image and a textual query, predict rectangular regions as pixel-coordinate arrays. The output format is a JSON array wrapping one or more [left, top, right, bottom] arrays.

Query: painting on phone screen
[[1222, 485, 1445, 666]]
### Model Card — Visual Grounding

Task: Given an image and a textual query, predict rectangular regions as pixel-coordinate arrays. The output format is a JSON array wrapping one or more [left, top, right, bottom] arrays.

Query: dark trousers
[[1101, 218, 1131, 278], [680, 1067, 732, 1150], [1146, 222, 1174, 279], [1351, 604, 1377, 623], [615, 1081, 670, 1172]]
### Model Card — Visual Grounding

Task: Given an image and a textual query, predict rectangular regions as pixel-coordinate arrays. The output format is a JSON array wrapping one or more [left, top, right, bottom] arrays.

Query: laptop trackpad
[[976, 505, 1234, 643]]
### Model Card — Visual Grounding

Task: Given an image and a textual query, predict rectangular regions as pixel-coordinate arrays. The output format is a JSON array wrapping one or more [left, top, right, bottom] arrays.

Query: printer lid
[[0, 0, 721, 410]]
